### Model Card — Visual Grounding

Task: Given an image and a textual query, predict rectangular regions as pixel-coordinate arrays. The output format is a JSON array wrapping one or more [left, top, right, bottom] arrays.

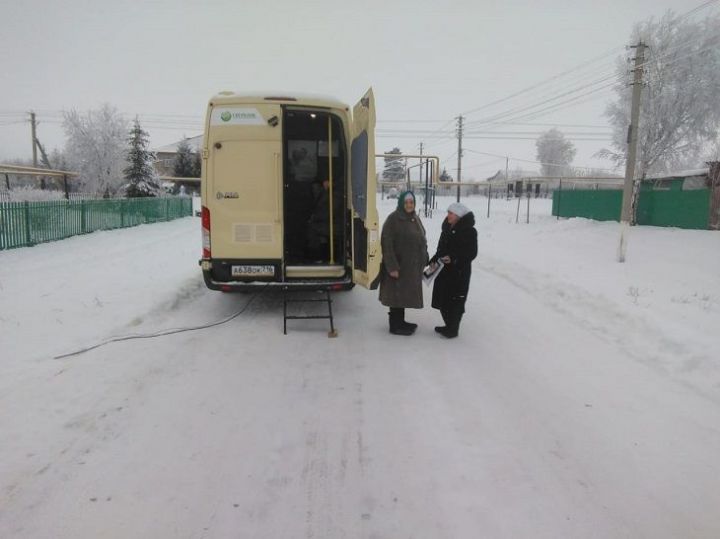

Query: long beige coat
[[378, 208, 428, 308]]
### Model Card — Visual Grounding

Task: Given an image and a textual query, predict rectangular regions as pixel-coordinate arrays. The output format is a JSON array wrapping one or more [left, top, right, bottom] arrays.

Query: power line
[[473, 121, 611, 129], [372, 1, 720, 162], [464, 43, 718, 128], [379, 129, 612, 136], [449, 1, 720, 134], [464, 148, 618, 172], [460, 45, 624, 117], [484, 85, 616, 126], [460, 157, 508, 171], [672, 0, 720, 23], [376, 119, 448, 124]]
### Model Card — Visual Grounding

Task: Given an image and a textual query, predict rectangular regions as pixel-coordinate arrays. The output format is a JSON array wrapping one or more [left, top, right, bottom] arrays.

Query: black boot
[[441, 309, 463, 339], [389, 308, 413, 336], [399, 308, 417, 333], [435, 309, 450, 333]]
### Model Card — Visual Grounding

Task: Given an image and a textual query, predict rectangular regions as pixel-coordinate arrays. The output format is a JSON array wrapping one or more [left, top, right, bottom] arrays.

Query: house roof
[[485, 168, 540, 181], [154, 134, 203, 154], [645, 168, 709, 180]]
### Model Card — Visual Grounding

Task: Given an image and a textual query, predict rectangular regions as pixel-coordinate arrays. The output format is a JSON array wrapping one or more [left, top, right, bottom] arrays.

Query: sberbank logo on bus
[[220, 111, 257, 122]]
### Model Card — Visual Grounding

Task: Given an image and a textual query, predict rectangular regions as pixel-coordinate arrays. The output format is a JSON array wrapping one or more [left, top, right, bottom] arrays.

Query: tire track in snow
[[475, 254, 720, 403]]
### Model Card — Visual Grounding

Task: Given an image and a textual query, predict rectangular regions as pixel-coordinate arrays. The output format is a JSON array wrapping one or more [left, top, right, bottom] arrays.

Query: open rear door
[[349, 88, 380, 288]]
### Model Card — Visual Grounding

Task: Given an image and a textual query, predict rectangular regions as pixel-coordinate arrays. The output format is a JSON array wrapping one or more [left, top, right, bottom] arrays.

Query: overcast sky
[[0, 0, 712, 179]]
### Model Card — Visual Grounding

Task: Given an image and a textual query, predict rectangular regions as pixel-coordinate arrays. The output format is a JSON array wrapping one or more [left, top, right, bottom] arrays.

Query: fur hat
[[447, 202, 469, 218]]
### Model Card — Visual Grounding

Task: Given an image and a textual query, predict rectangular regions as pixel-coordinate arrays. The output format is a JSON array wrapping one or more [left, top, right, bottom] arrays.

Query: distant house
[[154, 135, 203, 176], [485, 170, 505, 183], [485, 168, 543, 197], [643, 168, 711, 190]]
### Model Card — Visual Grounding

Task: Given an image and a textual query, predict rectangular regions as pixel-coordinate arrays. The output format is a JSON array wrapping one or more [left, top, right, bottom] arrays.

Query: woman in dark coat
[[379, 191, 428, 336], [429, 202, 478, 338]]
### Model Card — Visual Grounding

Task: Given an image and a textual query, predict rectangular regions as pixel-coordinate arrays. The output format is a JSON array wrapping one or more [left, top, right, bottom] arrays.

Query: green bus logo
[[220, 111, 232, 122]]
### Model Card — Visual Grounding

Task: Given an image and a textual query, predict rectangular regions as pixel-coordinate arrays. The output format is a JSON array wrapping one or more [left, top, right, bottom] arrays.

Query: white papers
[[423, 259, 444, 286]]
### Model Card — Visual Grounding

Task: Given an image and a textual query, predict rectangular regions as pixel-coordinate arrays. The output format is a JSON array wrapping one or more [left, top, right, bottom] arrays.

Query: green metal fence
[[552, 188, 711, 230], [636, 189, 711, 229], [553, 190, 623, 222], [0, 197, 193, 250]]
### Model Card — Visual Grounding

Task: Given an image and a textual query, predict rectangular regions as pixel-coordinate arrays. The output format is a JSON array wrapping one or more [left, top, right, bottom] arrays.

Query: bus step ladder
[[282, 287, 338, 338]]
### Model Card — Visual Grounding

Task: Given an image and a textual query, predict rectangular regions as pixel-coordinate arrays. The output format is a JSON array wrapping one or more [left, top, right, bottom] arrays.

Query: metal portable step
[[282, 287, 338, 337]]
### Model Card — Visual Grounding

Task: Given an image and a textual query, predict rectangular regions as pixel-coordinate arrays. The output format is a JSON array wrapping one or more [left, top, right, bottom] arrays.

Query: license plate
[[231, 265, 275, 277]]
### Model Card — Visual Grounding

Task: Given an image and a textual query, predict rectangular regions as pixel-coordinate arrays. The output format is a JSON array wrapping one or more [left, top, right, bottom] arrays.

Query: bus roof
[[209, 92, 349, 110]]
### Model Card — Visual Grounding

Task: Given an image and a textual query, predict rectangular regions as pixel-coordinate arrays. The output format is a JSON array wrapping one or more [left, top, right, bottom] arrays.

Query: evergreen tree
[[439, 168, 453, 182], [173, 138, 196, 177], [123, 117, 160, 197], [382, 147, 406, 181], [191, 150, 202, 178]]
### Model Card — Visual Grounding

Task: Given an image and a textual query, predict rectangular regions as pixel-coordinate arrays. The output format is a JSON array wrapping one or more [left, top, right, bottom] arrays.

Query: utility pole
[[618, 41, 647, 263], [505, 155, 509, 189], [30, 111, 38, 167], [456, 115, 463, 202], [418, 141, 424, 185]]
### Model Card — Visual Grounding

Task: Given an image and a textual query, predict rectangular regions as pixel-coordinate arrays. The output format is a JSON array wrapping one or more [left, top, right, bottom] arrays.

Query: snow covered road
[[1, 197, 719, 538]]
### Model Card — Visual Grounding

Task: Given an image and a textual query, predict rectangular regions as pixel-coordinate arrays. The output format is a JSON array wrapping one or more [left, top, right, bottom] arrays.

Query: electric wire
[[464, 148, 618, 172], [54, 284, 269, 360]]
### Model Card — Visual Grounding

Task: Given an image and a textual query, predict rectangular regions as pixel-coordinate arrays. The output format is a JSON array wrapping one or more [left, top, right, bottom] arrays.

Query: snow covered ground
[[1, 195, 719, 538]]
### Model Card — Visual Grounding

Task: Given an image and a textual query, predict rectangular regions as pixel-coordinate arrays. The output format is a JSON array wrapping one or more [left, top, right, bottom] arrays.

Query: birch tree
[[598, 11, 720, 175], [535, 128, 576, 177], [63, 104, 128, 195]]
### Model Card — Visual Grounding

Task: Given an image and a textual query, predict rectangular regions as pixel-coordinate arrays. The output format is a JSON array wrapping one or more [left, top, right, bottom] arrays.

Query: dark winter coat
[[430, 212, 478, 313], [378, 207, 428, 308]]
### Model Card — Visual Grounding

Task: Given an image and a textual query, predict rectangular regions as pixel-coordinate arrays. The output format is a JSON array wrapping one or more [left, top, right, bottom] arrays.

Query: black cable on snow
[[54, 284, 269, 360]]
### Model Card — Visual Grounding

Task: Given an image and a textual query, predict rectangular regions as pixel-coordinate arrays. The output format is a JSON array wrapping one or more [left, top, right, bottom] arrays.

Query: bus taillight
[[201, 206, 211, 258]]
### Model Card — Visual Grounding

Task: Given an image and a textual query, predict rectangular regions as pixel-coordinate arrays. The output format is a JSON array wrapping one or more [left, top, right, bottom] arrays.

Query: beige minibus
[[199, 89, 380, 291]]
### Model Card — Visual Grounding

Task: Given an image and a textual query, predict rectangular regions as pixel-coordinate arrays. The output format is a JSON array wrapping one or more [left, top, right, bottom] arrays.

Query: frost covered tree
[[535, 128, 576, 177], [49, 148, 68, 173], [382, 147, 406, 181], [123, 117, 160, 197], [597, 11, 720, 176], [63, 104, 128, 195], [173, 138, 197, 177]]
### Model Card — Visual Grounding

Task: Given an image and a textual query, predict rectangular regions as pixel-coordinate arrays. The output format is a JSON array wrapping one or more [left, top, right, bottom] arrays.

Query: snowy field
[[1, 195, 719, 538]]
